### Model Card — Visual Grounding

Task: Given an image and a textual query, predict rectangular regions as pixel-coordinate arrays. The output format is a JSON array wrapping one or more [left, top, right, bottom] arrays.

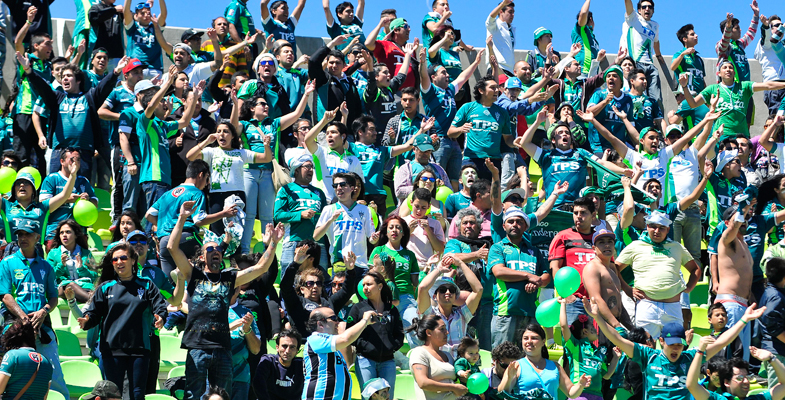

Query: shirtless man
[[716, 204, 754, 360], [583, 228, 632, 329]]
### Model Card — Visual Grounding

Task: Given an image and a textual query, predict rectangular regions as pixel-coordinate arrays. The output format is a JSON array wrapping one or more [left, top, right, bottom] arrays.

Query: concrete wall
[[1, 18, 772, 135]]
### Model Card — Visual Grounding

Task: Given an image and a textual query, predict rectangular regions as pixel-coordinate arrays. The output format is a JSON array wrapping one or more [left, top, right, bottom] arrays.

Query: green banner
[[586, 157, 657, 206], [527, 209, 575, 258]]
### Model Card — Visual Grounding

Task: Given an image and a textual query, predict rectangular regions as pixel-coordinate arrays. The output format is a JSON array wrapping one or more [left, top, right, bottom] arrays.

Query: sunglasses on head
[[128, 239, 147, 246], [135, 3, 151, 11], [304, 280, 323, 288], [420, 177, 436, 182], [205, 245, 223, 254], [112, 255, 129, 262], [332, 182, 350, 189], [437, 286, 457, 294]]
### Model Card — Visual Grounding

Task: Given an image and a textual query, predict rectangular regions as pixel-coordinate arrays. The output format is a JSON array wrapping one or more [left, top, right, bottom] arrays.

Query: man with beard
[[168, 200, 282, 400], [153, 27, 224, 85], [445, 163, 477, 221], [488, 206, 550, 348], [445, 207, 493, 350]]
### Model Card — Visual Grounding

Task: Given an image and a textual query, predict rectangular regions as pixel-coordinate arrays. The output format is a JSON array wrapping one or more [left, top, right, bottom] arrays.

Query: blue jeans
[[231, 381, 249, 400], [122, 164, 144, 214], [433, 137, 463, 183], [565, 299, 587, 326], [101, 352, 149, 400], [142, 181, 172, 231], [280, 240, 330, 276], [355, 356, 397, 398], [0, 29, 5, 82], [159, 232, 202, 276], [718, 299, 751, 361], [39, 326, 69, 399], [185, 348, 233, 400], [398, 294, 420, 348], [491, 315, 532, 349], [240, 169, 274, 254], [469, 301, 494, 351]]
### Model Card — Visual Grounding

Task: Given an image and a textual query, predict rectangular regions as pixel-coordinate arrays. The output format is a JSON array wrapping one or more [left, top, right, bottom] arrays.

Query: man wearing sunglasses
[[122, 0, 168, 78], [756, 16, 785, 115], [621, 0, 665, 106], [168, 200, 282, 400]]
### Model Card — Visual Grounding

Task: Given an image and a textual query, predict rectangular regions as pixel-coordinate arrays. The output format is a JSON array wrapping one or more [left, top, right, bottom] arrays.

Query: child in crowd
[[701, 356, 728, 393], [455, 337, 482, 384], [623, 327, 654, 400], [708, 303, 743, 360]]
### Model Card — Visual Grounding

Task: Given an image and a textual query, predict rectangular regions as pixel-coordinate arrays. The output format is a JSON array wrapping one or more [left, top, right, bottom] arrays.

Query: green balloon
[[535, 298, 561, 328], [554, 266, 582, 298], [370, 206, 379, 230], [467, 372, 489, 395], [357, 281, 367, 299], [73, 199, 99, 227], [435, 186, 453, 204], [18, 166, 41, 190], [0, 167, 17, 193]]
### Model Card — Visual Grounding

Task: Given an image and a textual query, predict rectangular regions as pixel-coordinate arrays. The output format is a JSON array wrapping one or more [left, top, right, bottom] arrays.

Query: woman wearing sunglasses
[[399, 166, 448, 230], [46, 219, 98, 303], [78, 243, 171, 400]]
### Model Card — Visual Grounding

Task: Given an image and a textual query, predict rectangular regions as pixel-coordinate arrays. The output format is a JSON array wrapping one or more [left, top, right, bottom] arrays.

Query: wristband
[[26, 20, 32, 25], [696, 350, 705, 356], [741, 319, 748, 325]]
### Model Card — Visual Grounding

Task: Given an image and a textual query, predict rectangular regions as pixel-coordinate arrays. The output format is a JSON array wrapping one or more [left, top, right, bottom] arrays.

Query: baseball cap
[[592, 229, 615, 245], [665, 124, 684, 137], [604, 65, 624, 81], [181, 28, 204, 43], [13, 220, 40, 235], [122, 58, 144, 75], [661, 323, 687, 346], [173, 43, 193, 55], [390, 18, 408, 31], [361, 378, 391, 400], [133, 80, 159, 96], [722, 205, 739, 222], [502, 189, 527, 203], [413, 134, 435, 152], [429, 277, 459, 298], [126, 230, 147, 241], [505, 77, 523, 89], [84, 381, 122, 400]]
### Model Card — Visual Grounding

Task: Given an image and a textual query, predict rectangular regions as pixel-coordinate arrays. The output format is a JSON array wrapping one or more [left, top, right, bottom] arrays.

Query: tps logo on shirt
[[553, 161, 581, 172], [334, 220, 365, 232], [472, 120, 500, 131]]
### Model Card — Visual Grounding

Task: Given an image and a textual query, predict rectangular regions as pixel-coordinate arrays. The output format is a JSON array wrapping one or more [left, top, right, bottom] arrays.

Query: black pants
[[208, 190, 247, 236], [470, 157, 502, 182], [12, 113, 47, 178], [146, 333, 161, 394]]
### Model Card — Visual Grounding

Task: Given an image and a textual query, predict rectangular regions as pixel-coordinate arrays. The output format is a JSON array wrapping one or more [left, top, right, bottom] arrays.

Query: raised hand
[[484, 157, 500, 178], [568, 43, 582, 57], [265, 33, 274, 51], [751, 346, 774, 362], [579, 374, 592, 388], [26, 6, 37, 22], [344, 251, 357, 270], [180, 200, 197, 218], [553, 180, 569, 196], [704, 159, 714, 176], [418, 47, 427, 64], [611, 105, 627, 120], [323, 107, 339, 122], [698, 335, 715, 351], [422, 117, 436, 133], [15, 51, 31, 73], [403, 42, 417, 56], [293, 244, 309, 264], [576, 109, 594, 121], [597, 49, 606, 62], [742, 303, 767, 322], [208, 101, 223, 114], [751, 0, 759, 16], [583, 297, 600, 318]]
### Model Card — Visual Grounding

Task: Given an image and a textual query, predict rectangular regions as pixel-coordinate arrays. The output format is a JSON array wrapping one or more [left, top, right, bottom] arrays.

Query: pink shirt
[[447, 204, 492, 240], [402, 215, 446, 268]]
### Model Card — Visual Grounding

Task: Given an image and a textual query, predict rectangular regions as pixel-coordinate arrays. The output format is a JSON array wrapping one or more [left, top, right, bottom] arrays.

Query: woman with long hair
[[46, 219, 98, 303], [498, 323, 590, 400], [187, 120, 272, 235], [0, 321, 54, 399], [111, 209, 143, 243], [369, 216, 420, 345], [407, 314, 467, 400], [78, 243, 169, 400], [347, 271, 404, 396], [399, 166, 448, 231]]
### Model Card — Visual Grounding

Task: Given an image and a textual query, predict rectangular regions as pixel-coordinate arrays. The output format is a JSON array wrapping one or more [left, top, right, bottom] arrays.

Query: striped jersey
[[136, 114, 179, 185], [571, 22, 600, 74], [303, 332, 350, 400]]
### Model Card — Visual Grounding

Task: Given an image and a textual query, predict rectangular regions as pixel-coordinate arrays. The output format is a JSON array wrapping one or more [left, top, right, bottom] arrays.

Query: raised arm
[[623, 0, 633, 17], [577, 0, 591, 26], [513, 109, 546, 157], [15, 6, 37, 54], [697, 125, 723, 161], [453, 49, 484, 92], [145, 64, 177, 118], [175, 81, 201, 129], [759, 115, 784, 152], [721, 210, 745, 246], [679, 74, 706, 108], [48, 162, 79, 212], [123, 0, 134, 26], [292, 0, 307, 20], [157, 0, 168, 26], [754, 81, 785, 92], [335, 309, 377, 350], [577, 109, 629, 159], [584, 297, 636, 357], [454, 256, 483, 314], [355, 0, 364, 20], [686, 336, 713, 400], [706, 304, 766, 358], [304, 108, 338, 154], [322, 0, 334, 27], [534, 181, 569, 222], [280, 80, 315, 129], [417, 258, 451, 313], [236, 224, 283, 286], [166, 201, 197, 281], [206, 28, 224, 72], [679, 161, 712, 211], [151, 18, 173, 56]]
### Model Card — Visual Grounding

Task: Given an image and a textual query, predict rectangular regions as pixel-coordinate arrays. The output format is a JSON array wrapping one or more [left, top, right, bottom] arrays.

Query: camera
[[371, 312, 391, 324]]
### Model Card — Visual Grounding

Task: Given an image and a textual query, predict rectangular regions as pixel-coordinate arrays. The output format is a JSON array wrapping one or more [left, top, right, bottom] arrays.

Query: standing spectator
[[122, 0, 167, 77], [202, 17, 249, 88], [77, 242, 169, 400], [619, 0, 665, 104], [420, 0, 472, 53], [671, 24, 707, 96], [444, 164, 477, 220], [0, 221, 69, 398], [486, 0, 516, 76], [254, 329, 304, 400], [489, 206, 551, 348], [168, 200, 281, 400], [0, 321, 54, 399], [89, 0, 126, 68], [348, 271, 404, 395], [627, 68, 664, 132], [152, 27, 224, 86], [448, 76, 512, 180], [3, 0, 52, 45], [407, 315, 468, 400], [224, 0, 255, 42], [585, 66, 635, 153], [756, 15, 785, 116], [572, 0, 600, 76], [716, 4, 760, 84], [46, 220, 98, 303], [39, 149, 99, 241], [527, 27, 560, 77], [403, 188, 446, 269], [228, 289, 262, 400], [261, 0, 306, 48], [374, 9, 396, 39], [366, 18, 418, 90], [446, 179, 492, 239], [274, 41, 310, 116], [386, 88, 437, 169], [309, 45, 362, 128], [303, 306, 378, 400], [322, 0, 365, 51]]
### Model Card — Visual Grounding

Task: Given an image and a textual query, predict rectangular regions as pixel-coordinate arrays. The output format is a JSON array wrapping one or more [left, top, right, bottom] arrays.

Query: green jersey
[[103, 84, 136, 147], [124, 21, 163, 70], [138, 262, 175, 299], [39, 172, 96, 240], [630, 93, 662, 132], [369, 245, 418, 298], [118, 104, 144, 166], [706, 171, 741, 236], [563, 336, 608, 396], [422, 83, 457, 138], [633, 343, 697, 400], [0, 348, 53, 400], [451, 102, 511, 159], [586, 89, 634, 153], [672, 48, 706, 94], [698, 82, 754, 138], [0, 198, 50, 242], [0, 250, 58, 315], [444, 192, 470, 220], [137, 114, 179, 184], [675, 100, 708, 131], [726, 41, 752, 83], [14, 54, 52, 115], [276, 66, 309, 110], [430, 49, 462, 82], [445, 239, 495, 303], [534, 147, 594, 206], [326, 16, 365, 52], [263, 16, 297, 49], [571, 23, 600, 74], [149, 184, 208, 238], [488, 237, 548, 316], [273, 182, 328, 243], [224, 0, 256, 39], [348, 142, 391, 195], [240, 118, 280, 170]]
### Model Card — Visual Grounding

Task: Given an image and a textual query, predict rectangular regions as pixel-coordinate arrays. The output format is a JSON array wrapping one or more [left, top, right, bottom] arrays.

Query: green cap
[[390, 18, 408, 31], [533, 27, 552, 47], [604, 65, 623, 81], [413, 134, 435, 152]]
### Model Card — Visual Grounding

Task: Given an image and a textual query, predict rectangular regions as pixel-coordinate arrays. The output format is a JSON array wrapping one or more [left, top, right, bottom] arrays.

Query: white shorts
[[635, 298, 684, 339], [680, 292, 690, 310], [539, 288, 555, 303]]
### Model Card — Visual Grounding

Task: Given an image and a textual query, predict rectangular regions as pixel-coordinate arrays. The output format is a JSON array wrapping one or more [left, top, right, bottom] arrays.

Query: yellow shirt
[[616, 240, 693, 300]]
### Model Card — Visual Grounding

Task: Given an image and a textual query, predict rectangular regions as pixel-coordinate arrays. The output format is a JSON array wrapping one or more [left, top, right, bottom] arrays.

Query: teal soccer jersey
[[150, 184, 208, 238], [451, 102, 512, 159], [586, 89, 634, 153], [326, 16, 365, 52], [0, 199, 51, 242], [263, 16, 297, 49], [103, 85, 136, 147], [0, 250, 58, 314], [225, 0, 256, 39], [563, 336, 608, 396], [241, 118, 280, 170], [125, 21, 163, 70], [571, 23, 600, 75], [630, 93, 662, 132], [534, 147, 593, 206], [488, 238, 548, 316], [51, 95, 94, 150], [672, 48, 707, 94], [0, 348, 53, 400], [444, 192, 470, 220], [138, 262, 175, 299], [39, 173, 96, 240], [137, 114, 179, 184], [422, 83, 457, 138], [633, 343, 697, 400], [273, 182, 328, 243], [118, 104, 144, 166], [348, 142, 391, 195]]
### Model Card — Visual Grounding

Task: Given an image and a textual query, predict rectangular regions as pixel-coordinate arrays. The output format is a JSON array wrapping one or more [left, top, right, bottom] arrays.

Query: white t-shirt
[[486, 15, 515, 74], [284, 147, 309, 167], [316, 202, 374, 268], [619, 12, 659, 65], [202, 147, 255, 193], [163, 62, 214, 86], [667, 146, 700, 203], [624, 145, 674, 194], [310, 145, 364, 202]]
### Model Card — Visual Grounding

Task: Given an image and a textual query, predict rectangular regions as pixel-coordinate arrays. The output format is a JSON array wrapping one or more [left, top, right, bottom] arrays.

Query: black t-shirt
[[181, 268, 237, 350], [254, 354, 304, 400]]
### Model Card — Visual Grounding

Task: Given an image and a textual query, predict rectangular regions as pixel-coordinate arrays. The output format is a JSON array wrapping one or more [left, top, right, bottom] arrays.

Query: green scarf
[[639, 231, 672, 251]]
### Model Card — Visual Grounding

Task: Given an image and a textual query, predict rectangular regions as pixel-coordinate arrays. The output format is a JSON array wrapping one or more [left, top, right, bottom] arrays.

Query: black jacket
[[308, 45, 363, 129], [88, 1, 124, 58], [346, 299, 404, 363], [168, 108, 217, 187]]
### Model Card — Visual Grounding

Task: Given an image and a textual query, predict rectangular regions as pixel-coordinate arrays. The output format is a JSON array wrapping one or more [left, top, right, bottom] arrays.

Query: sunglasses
[[255, 102, 269, 108], [128, 239, 147, 246], [437, 286, 457, 294], [259, 60, 275, 66], [2, 160, 18, 166], [112, 255, 129, 262], [332, 182, 350, 189], [420, 177, 436, 182], [640, 4, 653, 9], [733, 375, 753, 382], [205, 245, 223, 254], [135, 3, 151, 11], [297, 126, 312, 131], [351, 51, 362, 56], [322, 315, 339, 322], [400, 23, 411, 30], [304, 280, 323, 288]]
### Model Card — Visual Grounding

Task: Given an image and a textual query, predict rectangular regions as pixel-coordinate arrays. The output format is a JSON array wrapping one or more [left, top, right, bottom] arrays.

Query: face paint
[[461, 168, 477, 188]]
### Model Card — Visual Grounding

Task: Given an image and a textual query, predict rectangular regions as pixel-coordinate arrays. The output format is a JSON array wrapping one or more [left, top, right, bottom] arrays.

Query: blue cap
[[505, 77, 523, 89], [126, 230, 147, 240], [13, 220, 41, 235], [661, 323, 687, 346]]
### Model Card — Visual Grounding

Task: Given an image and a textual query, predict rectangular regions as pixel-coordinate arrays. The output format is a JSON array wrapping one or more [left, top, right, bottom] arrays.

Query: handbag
[[13, 352, 42, 400], [271, 160, 291, 193]]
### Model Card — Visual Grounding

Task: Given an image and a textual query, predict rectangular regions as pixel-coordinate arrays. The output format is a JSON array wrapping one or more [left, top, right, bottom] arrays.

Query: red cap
[[123, 58, 144, 75]]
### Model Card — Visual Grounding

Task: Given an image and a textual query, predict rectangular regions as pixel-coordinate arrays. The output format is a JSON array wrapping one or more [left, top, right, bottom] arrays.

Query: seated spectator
[[0, 320, 55, 399], [46, 219, 98, 303]]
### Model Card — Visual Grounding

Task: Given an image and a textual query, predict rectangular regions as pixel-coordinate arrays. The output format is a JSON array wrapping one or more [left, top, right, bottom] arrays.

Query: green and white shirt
[[316, 202, 375, 268], [240, 118, 280, 171], [672, 48, 707, 94], [202, 147, 255, 193], [632, 344, 697, 400], [310, 145, 364, 203], [273, 182, 327, 243], [224, 0, 255, 39], [563, 336, 608, 396], [136, 114, 179, 184]]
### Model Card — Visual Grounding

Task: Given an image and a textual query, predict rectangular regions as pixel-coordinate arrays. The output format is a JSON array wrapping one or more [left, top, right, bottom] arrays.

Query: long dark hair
[[414, 165, 439, 199], [53, 219, 90, 250], [215, 120, 242, 149], [240, 95, 265, 121], [405, 314, 442, 343], [362, 271, 393, 304], [2, 320, 36, 350], [112, 209, 142, 242], [568, 314, 594, 341], [97, 243, 139, 286], [523, 323, 550, 360], [755, 174, 785, 215], [377, 216, 411, 248]]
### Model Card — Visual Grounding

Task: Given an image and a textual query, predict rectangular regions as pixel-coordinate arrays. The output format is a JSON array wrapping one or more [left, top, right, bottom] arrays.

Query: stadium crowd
[[2, 0, 785, 399]]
